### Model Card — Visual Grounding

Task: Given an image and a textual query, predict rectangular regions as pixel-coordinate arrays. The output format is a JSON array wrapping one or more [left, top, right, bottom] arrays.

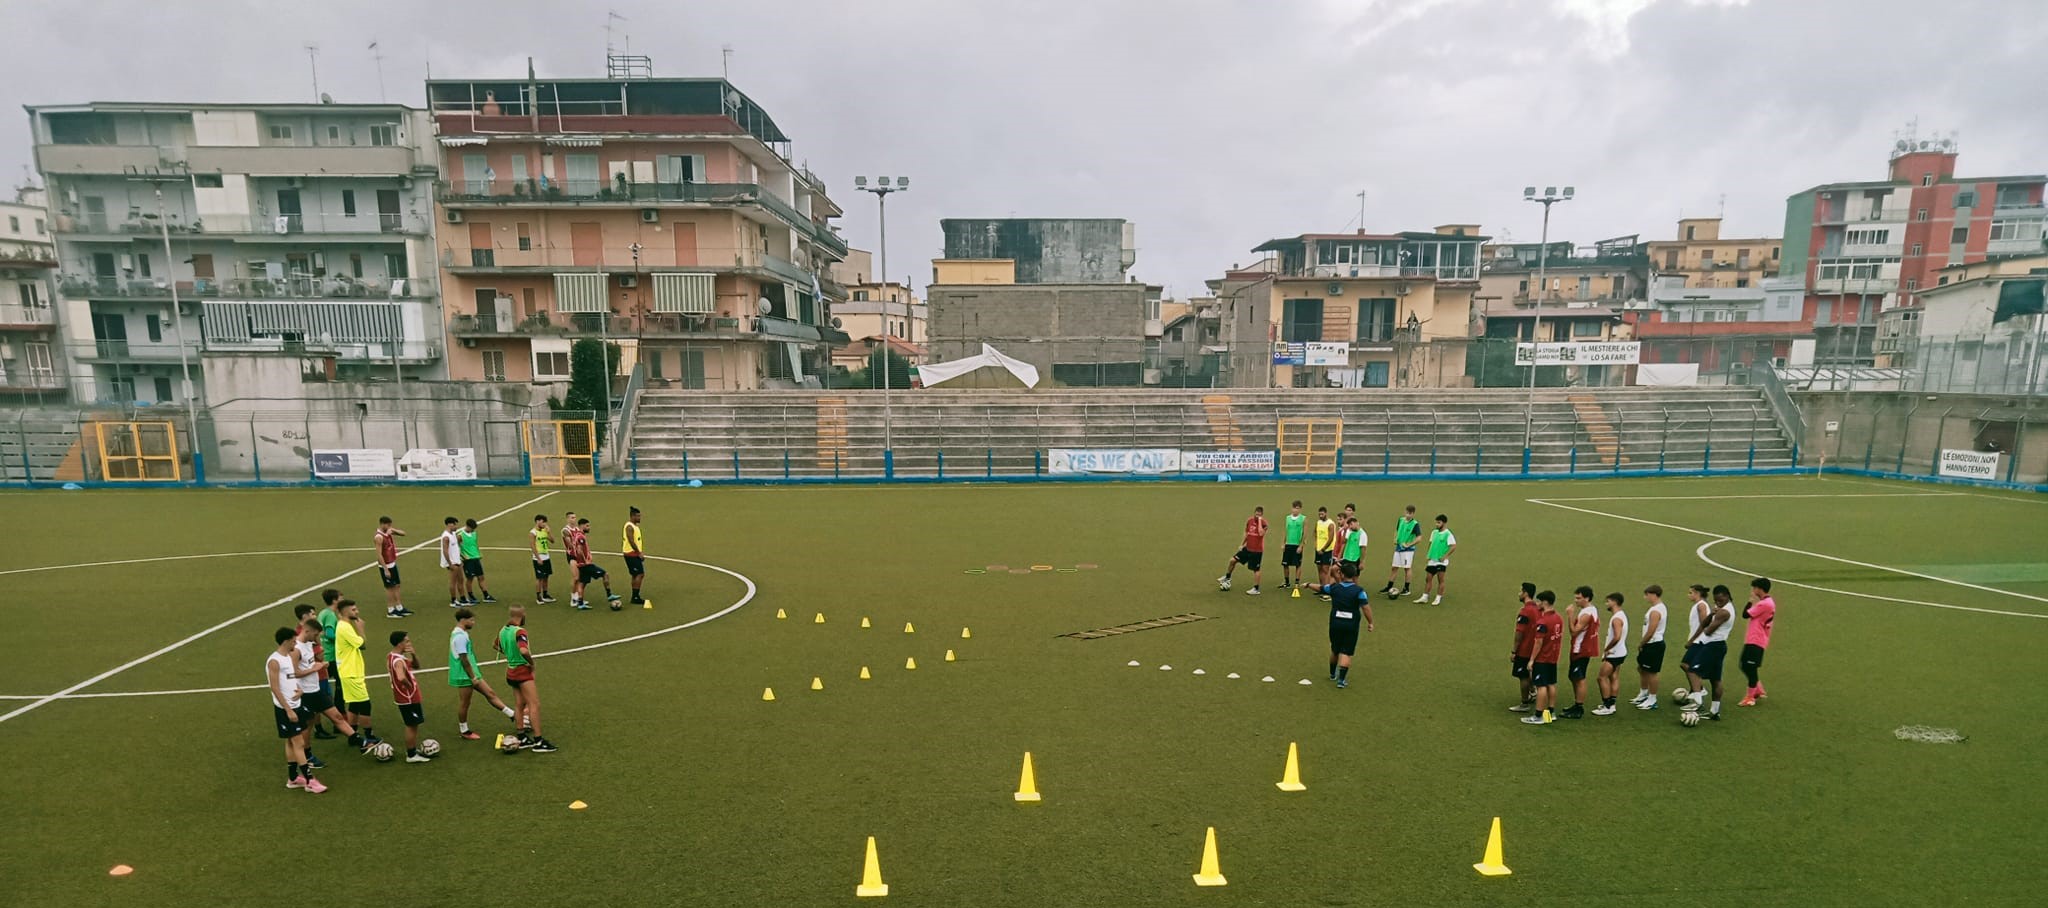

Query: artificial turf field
[[0, 474, 2044, 907]]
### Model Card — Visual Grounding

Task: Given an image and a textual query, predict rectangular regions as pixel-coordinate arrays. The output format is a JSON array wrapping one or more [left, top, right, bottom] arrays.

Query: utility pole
[[1521, 185, 1575, 455], [855, 176, 908, 452]]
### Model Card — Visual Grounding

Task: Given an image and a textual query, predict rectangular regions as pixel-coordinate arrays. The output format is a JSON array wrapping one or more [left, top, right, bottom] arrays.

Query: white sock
[[1711, 700, 1721, 714], [502, 706, 516, 718], [459, 722, 470, 733]]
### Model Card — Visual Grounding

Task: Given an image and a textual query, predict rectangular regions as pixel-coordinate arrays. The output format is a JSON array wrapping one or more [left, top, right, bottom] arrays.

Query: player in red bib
[[1509, 582, 1541, 712], [1520, 591, 1564, 725], [1217, 506, 1268, 595], [387, 631, 432, 763], [375, 516, 410, 618]]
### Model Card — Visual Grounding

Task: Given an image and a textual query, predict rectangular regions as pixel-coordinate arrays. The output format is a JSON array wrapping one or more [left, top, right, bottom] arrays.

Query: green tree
[[556, 338, 621, 441], [844, 348, 913, 390]]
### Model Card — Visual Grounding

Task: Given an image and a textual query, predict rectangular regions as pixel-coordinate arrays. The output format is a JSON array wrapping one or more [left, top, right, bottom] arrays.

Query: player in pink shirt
[[1738, 577, 1776, 707]]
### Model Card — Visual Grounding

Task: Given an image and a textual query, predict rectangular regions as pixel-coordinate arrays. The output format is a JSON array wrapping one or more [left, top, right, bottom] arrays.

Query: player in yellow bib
[[622, 507, 647, 605], [529, 514, 556, 604]]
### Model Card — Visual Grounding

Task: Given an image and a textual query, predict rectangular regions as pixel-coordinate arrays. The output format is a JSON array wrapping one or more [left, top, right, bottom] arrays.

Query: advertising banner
[[1936, 449, 2000, 479], [311, 449, 395, 479], [1514, 341, 1641, 366], [1184, 450, 1277, 473], [397, 448, 478, 481], [1304, 341, 1349, 366], [1271, 343, 1305, 366], [1047, 448, 1182, 475]]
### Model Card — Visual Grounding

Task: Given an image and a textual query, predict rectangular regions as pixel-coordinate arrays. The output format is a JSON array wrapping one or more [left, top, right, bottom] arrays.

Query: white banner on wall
[[311, 449, 395, 479], [1047, 448, 1182, 475], [1185, 450, 1277, 473], [398, 448, 478, 481], [1515, 341, 1641, 366], [1937, 449, 2000, 479], [1304, 341, 1350, 366]]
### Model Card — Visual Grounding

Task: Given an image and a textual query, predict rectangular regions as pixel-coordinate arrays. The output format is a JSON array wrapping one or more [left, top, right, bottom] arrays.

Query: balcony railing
[[0, 305, 56, 327], [60, 210, 429, 238], [72, 340, 203, 362], [58, 274, 436, 300], [201, 336, 443, 362], [0, 371, 64, 390], [438, 244, 826, 285], [448, 310, 753, 339], [437, 179, 844, 255]]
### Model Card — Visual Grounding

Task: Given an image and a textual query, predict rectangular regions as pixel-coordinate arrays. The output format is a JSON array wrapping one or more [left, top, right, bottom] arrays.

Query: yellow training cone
[[856, 836, 889, 897], [814, 612, 826, 624], [1192, 826, 1227, 887], [1276, 741, 1306, 792], [861, 616, 871, 628], [903, 622, 916, 634], [642, 600, 653, 610], [776, 608, 787, 620], [1291, 587, 1301, 599], [568, 800, 588, 810], [961, 627, 972, 639], [905, 657, 917, 670], [859, 666, 872, 680], [811, 676, 824, 691], [762, 688, 776, 702], [1014, 751, 1041, 802], [108, 865, 134, 877], [1473, 817, 1512, 877], [944, 649, 957, 662]]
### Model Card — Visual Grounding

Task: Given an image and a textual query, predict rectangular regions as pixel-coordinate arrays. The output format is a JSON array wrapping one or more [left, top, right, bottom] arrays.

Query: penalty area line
[[1694, 539, 2046, 621]]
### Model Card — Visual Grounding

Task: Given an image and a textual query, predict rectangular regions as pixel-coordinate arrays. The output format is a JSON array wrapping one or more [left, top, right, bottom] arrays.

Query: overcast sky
[[5, 0, 2044, 297]]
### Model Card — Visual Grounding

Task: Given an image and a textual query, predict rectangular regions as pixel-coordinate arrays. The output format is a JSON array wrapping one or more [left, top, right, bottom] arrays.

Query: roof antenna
[[722, 44, 733, 80], [369, 39, 387, 102], [303, 44, 321, 102]]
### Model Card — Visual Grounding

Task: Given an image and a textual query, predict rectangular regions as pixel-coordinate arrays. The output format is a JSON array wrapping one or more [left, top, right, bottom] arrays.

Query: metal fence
[[1805, 394, 2044, 486]]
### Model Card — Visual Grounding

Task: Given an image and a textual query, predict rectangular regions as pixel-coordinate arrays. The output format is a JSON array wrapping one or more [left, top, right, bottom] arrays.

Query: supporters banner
[[1271, 343, 1305, 365], [1937, 448, 2000, 480], [1047, 448, 1182, 475], [1304, 342, 1350, 366], [1185, 450, 1277, 473], [1514, 341, 1641, 366], [397, 448, 478, 481], [311, 449, 395, 479]]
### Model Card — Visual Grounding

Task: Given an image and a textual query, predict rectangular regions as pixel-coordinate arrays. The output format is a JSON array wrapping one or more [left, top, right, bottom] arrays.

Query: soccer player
[[1338, 516, 1365, 580], [317, 589, 344, 734], [1738, 577, 1777, 707], [439, 517, 464, 609], [1279, 501, 1306, 590], [1520, 591, 1564, 725], [1303, 562, 1374, 688], [1416, 514, 1456, 605], [294, 604, 337, 738], [530, 514, 557, 604], [387, 630, 432, 763], [375, 516, 410, 618], [1217, 506, 1266, 595], [334, 598, 381, 751], [559, 510, 579, 561], [1561, 585, 1599, 719], [292, 617, 358, 768], [1682, 585, 1737, 720], [1381, 505, 1422, 597], [448, 607, 517, 740], [1632, 585, 1668, 710], [1312, 507, 1337, 588], [571, 517, 620, 610], [623, 507, 648, 605], [458, 518, 495, 605], [1592, 592, 1629, 715], [496, 605, 557, 752], [1509, 582, 1540, 711], [270, 627, 325, 793]]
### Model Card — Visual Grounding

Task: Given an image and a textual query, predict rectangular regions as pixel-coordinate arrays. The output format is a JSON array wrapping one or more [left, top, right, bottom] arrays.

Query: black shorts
[[1740, 643, 1766, 671], [1339, 559, 1360, 577], [301, 688, 334, 714], [1234, 548, 1263, 572], [533, 559, 553, 579], [577, 563, 606, 583], [399, 703, 425, 727], [1282, 545, 1302, 567], [1425, 563, 1447, 576], [624, 555, 645, 577], [1637, 641, 1667, 672], [274, 705, 305, 739], [1603, 656, 1626, 667], [1511, 656, 1530, 679], [345, 699, 372, 717], [1568, 656, 1591, 681], [1530, 662, 1558, 687], [380, 565, 402, 589], [1692, 641, 1729, 681], [1314, 551, 1334, 566], [462, 558, 485, 578], [1328, 622, 1361, 657]]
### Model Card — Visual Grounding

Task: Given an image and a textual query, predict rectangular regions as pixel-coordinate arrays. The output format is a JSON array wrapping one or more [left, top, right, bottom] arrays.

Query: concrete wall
[[940, 219, 1129, 284], [926, 283, 1148, 384], [1795, 390, 2048, 483]]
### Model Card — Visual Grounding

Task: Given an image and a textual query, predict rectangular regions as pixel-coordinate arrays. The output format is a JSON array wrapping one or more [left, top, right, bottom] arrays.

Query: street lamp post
[[854, 175, 908, 454], [137, 185, 201, 441], [1520, 185, 1574, 455]]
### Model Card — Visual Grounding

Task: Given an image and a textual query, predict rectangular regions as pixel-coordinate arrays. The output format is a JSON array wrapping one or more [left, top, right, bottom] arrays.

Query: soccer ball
[[499, 735, 522, 754], [609, 600, 622, 612], [370, 741, 395, 762], [1680, 710, 1701, 727], [1671, 686, 1692, 704], [418, 738, 441, 758]]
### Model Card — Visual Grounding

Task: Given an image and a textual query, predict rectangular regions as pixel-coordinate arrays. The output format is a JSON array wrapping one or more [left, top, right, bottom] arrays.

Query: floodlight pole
[[856, 176, 907, 453], [1521, 185, 1574, 454]]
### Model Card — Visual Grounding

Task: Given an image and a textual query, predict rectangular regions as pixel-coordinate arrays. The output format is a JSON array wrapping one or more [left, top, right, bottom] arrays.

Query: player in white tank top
[[1593, 592, 1629, 715], [1633, 587, 1670, 708]]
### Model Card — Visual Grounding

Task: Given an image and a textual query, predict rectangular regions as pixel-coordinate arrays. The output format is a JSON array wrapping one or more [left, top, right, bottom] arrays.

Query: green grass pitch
[[0, 475, 2043, 906]]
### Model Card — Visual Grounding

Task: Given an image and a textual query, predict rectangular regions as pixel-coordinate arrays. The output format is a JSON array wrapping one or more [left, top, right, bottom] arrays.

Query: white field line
[[1540, 492, 1964, 502], [1818, 472, 2048, 504], [1694, 539, 2046, 621], [1526, 497, 2048, 610], [0, 549, 754, 701], [0, 491, 558, 724], [0, 548, 360, 578]]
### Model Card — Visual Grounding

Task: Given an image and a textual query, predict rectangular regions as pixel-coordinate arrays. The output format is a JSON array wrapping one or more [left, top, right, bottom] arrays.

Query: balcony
[[1812, 277, 1898, 295], [59, 210, 428, 240], [448, 310, 753, 341], [202, 336, 442, 364], [33, 143, 185, 175], [1400, 264, 1480, 281], [1987, 236, 2047, 256], [58, 274, 436, 301], [71, 339, 202, 362], [0, 371, 64, 391], [440, 245, 821, 286], [438, 179, 843, 255], [0, 305, 57, 329], [185, 144, 417, 177], [1819, 208, 1906, 225]]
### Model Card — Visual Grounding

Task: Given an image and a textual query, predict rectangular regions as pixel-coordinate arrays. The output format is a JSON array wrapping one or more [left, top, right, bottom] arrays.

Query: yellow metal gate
[[90, 420, 182, 481], [523, 419, 597, 485], [1277, 418, 1343, 475]]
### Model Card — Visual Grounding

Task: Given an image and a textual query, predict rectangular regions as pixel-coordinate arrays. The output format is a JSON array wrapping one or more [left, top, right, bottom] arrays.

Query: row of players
[[1218, 502, 1458, 604], [367, 508, 651, 617], [263, 590, 554, 793]]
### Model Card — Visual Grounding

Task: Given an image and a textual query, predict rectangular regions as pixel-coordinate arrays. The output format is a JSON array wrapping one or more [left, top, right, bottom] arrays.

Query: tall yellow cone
[[903, 622, 916, 634], [1192, 826, 1227, 887], [904, 657, 917, 670], [859, 666, 872, 680], [1014, 751, 1041, 802], [944, 649, 957, 662], [762, 687, 776, 702], [961, 627, 972, 639], [776, 608, 787, 619], [1473, 817, 1512, 876], [856, 836, 889, 897], [861, 616, 871, 628], [811, 676, 824, 691], [814, 612, 826, 624], [1276, 741, 1307, 792]]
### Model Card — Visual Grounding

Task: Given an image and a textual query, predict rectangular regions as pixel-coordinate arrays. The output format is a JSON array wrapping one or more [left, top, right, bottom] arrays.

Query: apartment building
[[0, 186, 61, 399], [429, 71, 848, 390], [1476, 235, 1644, 348], [1244, 225, 1486, 389], [27, 102, 442, 405], [830, 248, 925, 349], [1644, 218, 1781, 290]]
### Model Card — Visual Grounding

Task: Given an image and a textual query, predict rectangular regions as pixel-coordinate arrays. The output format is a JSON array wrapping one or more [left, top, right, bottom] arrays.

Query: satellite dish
[[319, 93, 333, 104], [726, 91, 743, 107], [756, 298, 773, 315], [830, 317, 843, 329]]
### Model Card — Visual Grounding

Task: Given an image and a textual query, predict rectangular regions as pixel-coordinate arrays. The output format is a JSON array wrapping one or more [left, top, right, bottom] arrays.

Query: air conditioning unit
[[445, 209, 465, 224], [640, 208, 660, 223], [618, 275, 639, 288]]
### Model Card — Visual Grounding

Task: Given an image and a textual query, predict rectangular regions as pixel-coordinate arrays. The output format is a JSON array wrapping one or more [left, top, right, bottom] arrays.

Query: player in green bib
[[1382, 505, 1423, 597], [1341, 516, 1365, 566], [494, 605, 554, 752], [447, 607, 515, 740], [457, 518, 495, 605], [1417, 513, 1458, 605], [1280, 501, 1307, 589]]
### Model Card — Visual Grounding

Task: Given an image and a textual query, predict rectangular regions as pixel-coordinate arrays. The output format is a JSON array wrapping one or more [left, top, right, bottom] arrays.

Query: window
[[341, 189, 357, 217], [348, 253, 363, 278], [1735, 278, 1750, 288], [516, 223, 531, 251], [384, 252, 407, 277], [1904, 278, 1918, 291], [1845, 228, 1891, 246], [327, 125, 341, 143], [1737, 249, 1750, 269], [1281, 299, 1323, 342], [481, 349, 507, 381], [18, 282, 41, 307], [1610, 277, 1625, 297], [533, 350, 571, 380], [194, 174, 223, 188], [135, 253, 151, 278], [370, 125, 396, 147], [33, 218, 44, 235], [1684, 226, 1697, 240], [1814, 303, 1832, 327], [1576, 276, 1591, 299], [1955, 190, 1976, 209], [1910, 243, 1923, 256], [1699, 249, 1714, 266], [1517, 279, 1528, 297], [269, 124, 292, 140], [1953, 226, 1970, 244], [145, 313, 163, 341], [1362, 361, 1389, 388], [1994, 184, 2032, 207], [1915, 208, 1929, 222], [1572, 320, 1603, 337], [1989, 219, 2045, 241], [1664, 250, 1679, 269], [678, 349, 707, 389], [1921, 174, 1935, 187], [1358, 298, 1395, 342], [6, 216, 15, 231]]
